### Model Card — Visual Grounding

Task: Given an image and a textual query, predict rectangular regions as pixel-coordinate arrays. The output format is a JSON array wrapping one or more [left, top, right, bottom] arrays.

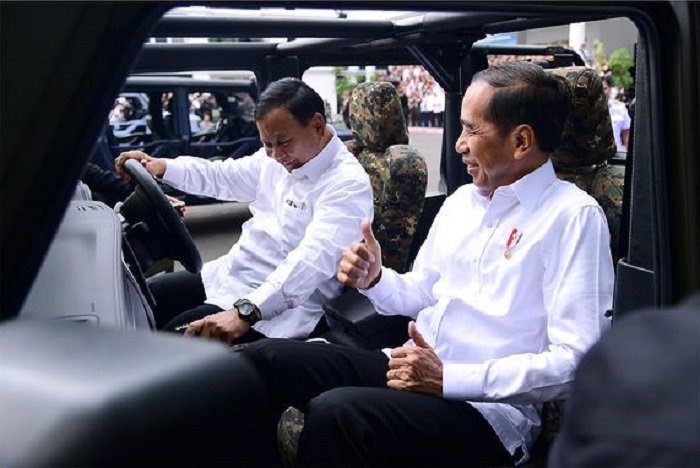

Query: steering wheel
[[119, 159, 202, 273]]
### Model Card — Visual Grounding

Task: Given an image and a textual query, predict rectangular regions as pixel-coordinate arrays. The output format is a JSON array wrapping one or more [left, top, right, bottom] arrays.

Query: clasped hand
[[387, 321, 444, 397]]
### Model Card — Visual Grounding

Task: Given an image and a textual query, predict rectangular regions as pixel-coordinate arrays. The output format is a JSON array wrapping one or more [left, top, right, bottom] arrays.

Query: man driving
[[115, 77, 373, 345]]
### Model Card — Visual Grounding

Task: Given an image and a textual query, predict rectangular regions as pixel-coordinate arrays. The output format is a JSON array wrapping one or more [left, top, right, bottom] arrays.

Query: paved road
[[178, 126, 443, 270], [407, 126, 443, 194]]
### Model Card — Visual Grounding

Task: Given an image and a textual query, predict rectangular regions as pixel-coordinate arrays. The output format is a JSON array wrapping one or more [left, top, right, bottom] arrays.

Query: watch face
[[234, 299, 258, 323], [238, 302, 254, 316]]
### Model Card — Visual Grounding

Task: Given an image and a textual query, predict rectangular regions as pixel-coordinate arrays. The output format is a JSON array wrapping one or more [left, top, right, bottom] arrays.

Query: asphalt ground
[[178, 126, 444, 269]]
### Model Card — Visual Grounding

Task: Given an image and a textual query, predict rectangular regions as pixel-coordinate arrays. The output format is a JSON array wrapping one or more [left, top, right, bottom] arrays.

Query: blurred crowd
[[385, 65, 445, 127], [188, 92, 220, 133], [108, 97, 136, 124]]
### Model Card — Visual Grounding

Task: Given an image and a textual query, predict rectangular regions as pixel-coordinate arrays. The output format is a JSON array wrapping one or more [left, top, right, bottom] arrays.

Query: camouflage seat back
[[277, 407, 304, 467], [349, 81, 408, 152], [548, 66, 616, 170], [549, 66, 624, 262], [554, 167, 598, 194], [531, 68, 626, 463], [379, 145, 428, 272], [349, 82, 427, 272], [590, 164, 625, 262]]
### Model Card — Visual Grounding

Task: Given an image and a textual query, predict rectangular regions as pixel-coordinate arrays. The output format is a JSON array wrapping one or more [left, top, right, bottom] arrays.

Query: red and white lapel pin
[[504, 228, 523, 260]]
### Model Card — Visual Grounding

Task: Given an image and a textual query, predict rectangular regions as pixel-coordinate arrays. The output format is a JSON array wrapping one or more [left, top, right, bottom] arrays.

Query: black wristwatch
[[233, 298, 262, 325]]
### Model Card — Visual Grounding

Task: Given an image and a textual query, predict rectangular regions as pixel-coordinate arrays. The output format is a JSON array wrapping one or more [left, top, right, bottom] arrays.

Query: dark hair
[[602, 74, 614, 87], [254, 77, 326, 126], [472, 62, 570, 152]]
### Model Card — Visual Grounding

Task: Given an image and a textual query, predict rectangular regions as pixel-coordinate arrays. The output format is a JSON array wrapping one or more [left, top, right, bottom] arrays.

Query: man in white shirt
[[602, 74, 631, 152], [239, 62, 614, 466], [115, 77, 373, 344]]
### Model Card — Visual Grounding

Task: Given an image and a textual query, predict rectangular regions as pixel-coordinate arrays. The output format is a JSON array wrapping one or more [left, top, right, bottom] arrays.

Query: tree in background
[[593, 41, 634, 90], [336, 67, 380, 124], [608, 48, 634, 89]]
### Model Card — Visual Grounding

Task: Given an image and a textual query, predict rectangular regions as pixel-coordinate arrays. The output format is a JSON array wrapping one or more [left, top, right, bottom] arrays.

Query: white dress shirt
[[608, 99, 631, 152], [362, 159, 614, 461], [163, 126, 373, 338]]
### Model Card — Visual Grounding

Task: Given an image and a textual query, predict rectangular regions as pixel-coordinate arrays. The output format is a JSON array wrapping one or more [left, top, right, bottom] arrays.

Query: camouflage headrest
[[349, 82, 409, 152], [548, 67, 616, 170]]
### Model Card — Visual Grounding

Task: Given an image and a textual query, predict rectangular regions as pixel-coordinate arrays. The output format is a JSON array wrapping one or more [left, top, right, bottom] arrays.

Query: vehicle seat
[[346, 81, 428, 273], [548, 66, 624, 263], [524, 66, 623, 466], [277, 82, 427, 467], [317, 82, 428, 350]]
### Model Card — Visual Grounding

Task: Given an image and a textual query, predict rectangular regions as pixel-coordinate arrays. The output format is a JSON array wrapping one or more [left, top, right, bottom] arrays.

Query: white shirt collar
[[508, 158, 556, 211], [290, 125, 341, 180], [471, 159, 556, 211]]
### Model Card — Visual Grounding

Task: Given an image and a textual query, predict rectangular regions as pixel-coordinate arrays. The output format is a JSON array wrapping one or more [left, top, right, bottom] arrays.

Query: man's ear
[[512, 124, 535, 160], [311, 112, 326, 132]]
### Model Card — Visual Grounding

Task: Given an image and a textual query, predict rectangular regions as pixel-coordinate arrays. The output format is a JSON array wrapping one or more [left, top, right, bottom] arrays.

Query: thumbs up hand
[[337, 218, 383, 290], [408, 320, 430, 349], [387, 321, 444, 397]]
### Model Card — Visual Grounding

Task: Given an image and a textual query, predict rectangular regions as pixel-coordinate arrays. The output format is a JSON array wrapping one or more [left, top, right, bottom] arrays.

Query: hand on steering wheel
[[115, 150, 167, 180], [120, 158, 202, 273]]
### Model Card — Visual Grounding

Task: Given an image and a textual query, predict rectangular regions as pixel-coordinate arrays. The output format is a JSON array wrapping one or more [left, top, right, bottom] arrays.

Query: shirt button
[[486, 222, 494, 228]]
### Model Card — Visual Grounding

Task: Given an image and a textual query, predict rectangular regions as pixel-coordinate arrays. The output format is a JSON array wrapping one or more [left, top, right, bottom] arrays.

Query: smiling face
[[256, 106, 327, 172], [455, 80, 523, 197]]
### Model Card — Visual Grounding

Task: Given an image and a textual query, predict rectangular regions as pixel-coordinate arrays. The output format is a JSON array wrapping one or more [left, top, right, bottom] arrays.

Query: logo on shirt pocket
[[285, 198, 308, 211]]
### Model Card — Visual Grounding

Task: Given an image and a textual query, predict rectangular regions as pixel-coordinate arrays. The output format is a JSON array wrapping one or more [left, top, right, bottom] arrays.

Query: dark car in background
[[96, 72, 347, 204], [1, 2, 698, 466], [109, 92, 151, 139], [95, 73, 263, 205], [102, 73, 261, 161]]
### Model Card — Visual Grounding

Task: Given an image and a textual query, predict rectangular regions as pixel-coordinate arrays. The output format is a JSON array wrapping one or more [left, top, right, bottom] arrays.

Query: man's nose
[[267, 145, 281, 159], [455, 135, 468, 154]]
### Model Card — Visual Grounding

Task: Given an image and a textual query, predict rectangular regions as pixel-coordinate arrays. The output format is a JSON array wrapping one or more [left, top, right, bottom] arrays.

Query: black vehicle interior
[[2, 2, 698, 466]]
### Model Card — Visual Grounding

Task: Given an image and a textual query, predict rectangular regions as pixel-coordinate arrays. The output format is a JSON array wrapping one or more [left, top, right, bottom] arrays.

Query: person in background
[[198, 110, 216, 133], [431, 84, 445, 127], [602, 74, 631, 152], [387, 75, 410, 126]]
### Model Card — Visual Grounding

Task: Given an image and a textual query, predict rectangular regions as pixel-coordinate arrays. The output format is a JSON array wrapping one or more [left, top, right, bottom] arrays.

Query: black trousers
[[147, 270, 265, 343], [147, 270, 211, 328], [242, 339, 512, 467]]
